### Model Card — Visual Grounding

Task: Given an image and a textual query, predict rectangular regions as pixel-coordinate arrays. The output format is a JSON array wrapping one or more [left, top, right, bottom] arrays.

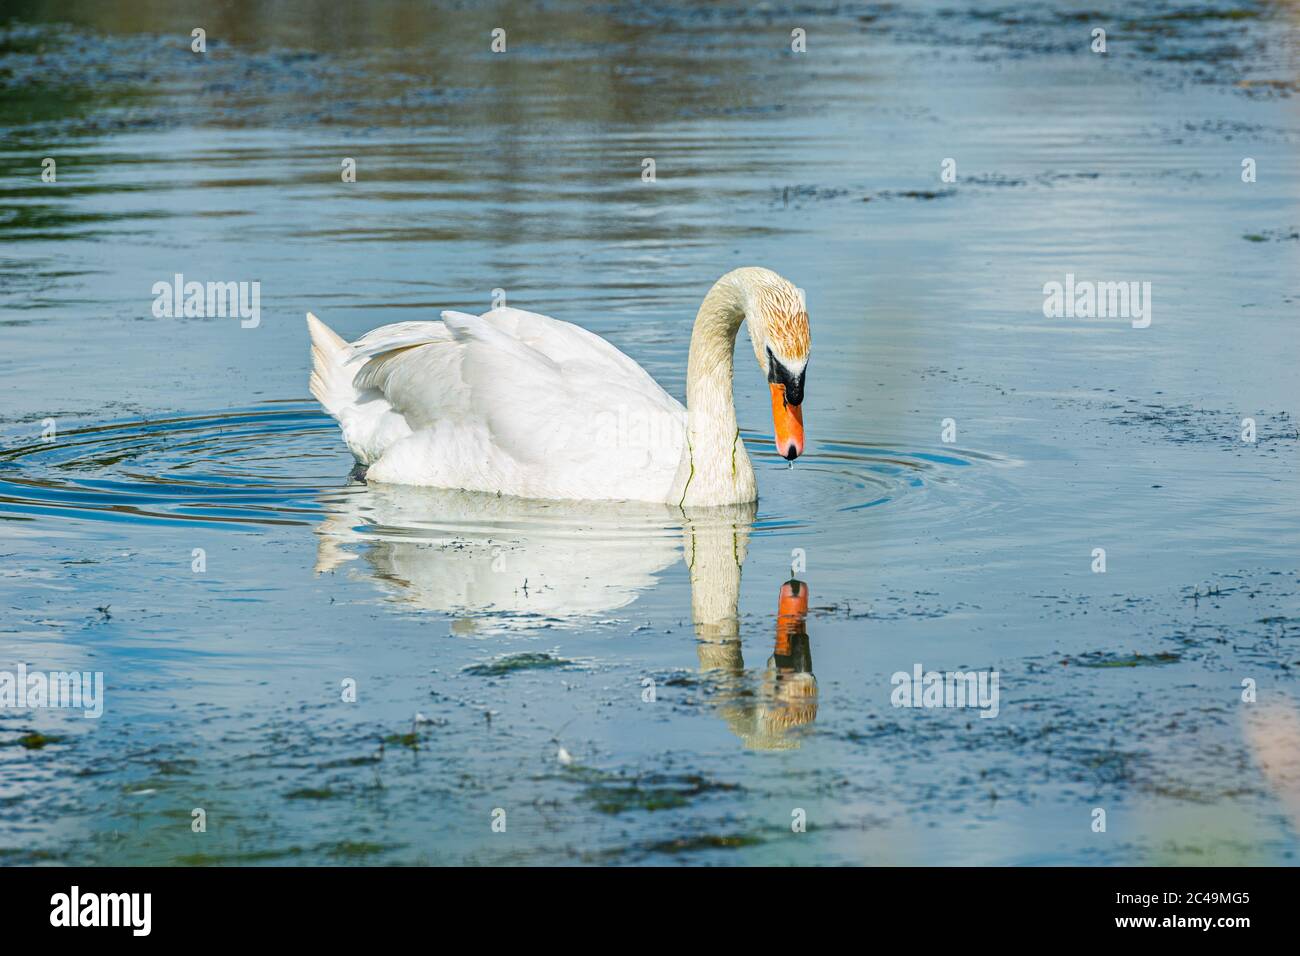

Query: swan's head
[[743, 270, 810, 460]]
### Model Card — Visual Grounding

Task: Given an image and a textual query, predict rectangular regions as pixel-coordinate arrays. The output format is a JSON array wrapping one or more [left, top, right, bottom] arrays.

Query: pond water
[[1, 0, 1297, 865]]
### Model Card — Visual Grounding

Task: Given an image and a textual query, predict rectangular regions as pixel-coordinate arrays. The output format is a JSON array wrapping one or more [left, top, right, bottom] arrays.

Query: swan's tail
[[307, 312, 354, 417]]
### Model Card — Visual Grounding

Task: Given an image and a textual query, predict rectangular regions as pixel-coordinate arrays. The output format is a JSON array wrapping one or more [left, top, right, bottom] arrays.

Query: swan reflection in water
[[314, 483, 816, 748], [697, 576, 817, 751]]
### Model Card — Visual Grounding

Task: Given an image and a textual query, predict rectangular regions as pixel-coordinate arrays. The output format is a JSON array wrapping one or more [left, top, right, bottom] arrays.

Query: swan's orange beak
[[769, 383, 804, 460]]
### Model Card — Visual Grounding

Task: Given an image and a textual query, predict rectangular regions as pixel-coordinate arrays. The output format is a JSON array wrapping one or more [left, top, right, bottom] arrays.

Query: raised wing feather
[[345, 321, 449, 366]]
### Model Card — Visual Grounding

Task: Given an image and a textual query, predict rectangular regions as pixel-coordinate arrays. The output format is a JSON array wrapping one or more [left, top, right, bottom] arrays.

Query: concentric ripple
[[0, 404, 339, 529], [0, 404, 1008, 539]]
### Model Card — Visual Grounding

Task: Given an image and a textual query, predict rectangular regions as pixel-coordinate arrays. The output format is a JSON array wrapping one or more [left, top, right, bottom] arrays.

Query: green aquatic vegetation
[[1064, 651, 1181, 668], [587, 785, 689, 813], [324, 840, 394, 859], [17, 732, 59, 749], [462, 651, 575, 677], [0, 847, 62, 863], [644, 833, 764, 854], [285, 787, 338, 800], [176, 847, 305, 865], [1149, 8, 1261, 22], [1242, 229, 1298, 243], [585, 831, 764, 862], [319, 753, 384, 768], [153, 759, 198, 776], [382, 733, 420, 749], [660, 671, 699, 688], [894, 189, 954, 200], [568, 766, 741, 814]]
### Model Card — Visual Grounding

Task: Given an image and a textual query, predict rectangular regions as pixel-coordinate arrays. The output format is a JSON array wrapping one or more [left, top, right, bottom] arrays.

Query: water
[[1, 0, 1298, 865]]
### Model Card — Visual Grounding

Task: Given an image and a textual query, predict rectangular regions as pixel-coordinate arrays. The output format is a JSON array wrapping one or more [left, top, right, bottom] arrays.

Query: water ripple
[[0, 404, 1006, 539]]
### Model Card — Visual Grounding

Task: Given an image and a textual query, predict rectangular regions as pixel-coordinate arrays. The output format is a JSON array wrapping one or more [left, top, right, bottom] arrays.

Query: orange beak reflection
[[769, 382, 804, 460], [775, 578, 809, 655]]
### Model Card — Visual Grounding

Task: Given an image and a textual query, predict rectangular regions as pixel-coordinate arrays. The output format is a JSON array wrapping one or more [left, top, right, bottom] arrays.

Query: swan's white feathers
[[344, 320, 451, 366], [309, 307, 686, 500], [306, 312, 352, 414]]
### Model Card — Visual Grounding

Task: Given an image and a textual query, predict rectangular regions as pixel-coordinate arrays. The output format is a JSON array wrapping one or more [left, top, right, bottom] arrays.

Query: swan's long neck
[[681, 275, 757, 505]]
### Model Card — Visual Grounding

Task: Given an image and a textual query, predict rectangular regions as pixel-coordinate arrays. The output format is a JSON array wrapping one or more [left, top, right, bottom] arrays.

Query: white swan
[[307, 267, 809, 505]]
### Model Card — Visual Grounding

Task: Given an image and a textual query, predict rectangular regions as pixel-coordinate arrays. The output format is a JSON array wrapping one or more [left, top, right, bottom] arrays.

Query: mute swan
[[307, 267, 809, 505]]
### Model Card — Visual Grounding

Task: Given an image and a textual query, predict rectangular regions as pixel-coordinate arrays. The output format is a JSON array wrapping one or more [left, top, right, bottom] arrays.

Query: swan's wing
[[438, 310, 683, 467], [344, 308, 645, 373], [345, 321, 450, 366], [352, 318, 473, 431], [479, 307, 671, 396], [352, 308, 686, 499]]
